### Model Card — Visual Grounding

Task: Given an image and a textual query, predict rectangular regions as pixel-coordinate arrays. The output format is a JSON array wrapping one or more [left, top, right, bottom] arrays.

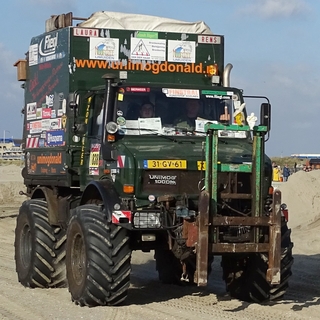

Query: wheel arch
[[80, 179, 121, 222]]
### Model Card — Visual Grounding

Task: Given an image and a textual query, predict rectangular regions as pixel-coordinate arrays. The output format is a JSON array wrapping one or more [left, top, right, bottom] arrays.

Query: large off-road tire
[[66, 204, 131, 307], [14, 199, 66, 288], [221, 224, 294, 303]]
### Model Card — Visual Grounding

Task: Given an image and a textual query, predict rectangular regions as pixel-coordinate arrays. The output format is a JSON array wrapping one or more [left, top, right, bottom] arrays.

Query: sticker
[[117, 117, 126, 126], [62, 114, 67, 129], [197, 35, 221, 44], [167, 40, 196, 63], [117, 155, 126, 168], [205, 95, 230, 100], [46, 95, 54, 108], [162, 88, 199, 99], [112, 210, 132, 224], [27, 102, 37, 120], [89, 144, 100, 175], [57, 109, 64, 117], [89, 38, 119, 61], [117, 110, 123, 116], [42, 108, 52, 119], [35, 108, 42, 119], [197, 161, 206, 171], [39, 139, 45, 148], [118, 93, 124, 101], [136, 31, 158, 39], [30, 120, 42, 134], [26, 137, 39, 148], [130, 38, 166, 61], [73, 28, 99, 37], [50, 118, 61, 130], [46, 130, 65, 146], [29, 44, 38, 66], [202, 90, 233, 96], [89, 168, 99, 175]]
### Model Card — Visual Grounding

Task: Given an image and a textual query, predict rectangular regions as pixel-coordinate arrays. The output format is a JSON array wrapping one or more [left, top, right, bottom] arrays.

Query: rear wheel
[[66, 204, 131, 306], [221, 224, 293, 302], [14, 199, 66, 288]]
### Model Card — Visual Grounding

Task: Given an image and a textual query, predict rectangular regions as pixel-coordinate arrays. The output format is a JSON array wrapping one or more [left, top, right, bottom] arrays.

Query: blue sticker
[[143, 160, 148, 168], [46, 130, 65, 146]]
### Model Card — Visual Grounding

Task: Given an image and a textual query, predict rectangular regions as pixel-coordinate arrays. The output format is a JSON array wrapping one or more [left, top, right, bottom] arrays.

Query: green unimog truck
[[14, 11, 293, 306]]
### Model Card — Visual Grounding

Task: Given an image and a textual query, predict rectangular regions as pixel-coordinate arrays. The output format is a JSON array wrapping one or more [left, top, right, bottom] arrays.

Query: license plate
[[145, 160, 187, 169]]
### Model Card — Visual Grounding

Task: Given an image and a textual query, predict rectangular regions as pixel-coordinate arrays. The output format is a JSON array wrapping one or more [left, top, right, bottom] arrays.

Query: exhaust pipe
[[223, 63, 233, 87]]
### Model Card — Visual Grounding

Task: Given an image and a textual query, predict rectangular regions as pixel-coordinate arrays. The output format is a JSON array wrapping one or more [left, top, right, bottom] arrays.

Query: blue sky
[[1, 0, 319, 156]]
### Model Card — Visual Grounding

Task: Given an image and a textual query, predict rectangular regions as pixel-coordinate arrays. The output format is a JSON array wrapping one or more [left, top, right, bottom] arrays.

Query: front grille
[[142, 170, 202, 194]]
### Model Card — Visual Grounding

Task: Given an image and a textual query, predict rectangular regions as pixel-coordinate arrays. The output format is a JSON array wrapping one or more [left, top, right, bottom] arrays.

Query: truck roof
[[78, 11, 213, 35]]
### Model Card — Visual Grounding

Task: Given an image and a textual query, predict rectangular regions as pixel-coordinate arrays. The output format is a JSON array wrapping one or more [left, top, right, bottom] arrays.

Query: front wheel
[[221, 224, 294, 302], [66, 204, 132, 307]]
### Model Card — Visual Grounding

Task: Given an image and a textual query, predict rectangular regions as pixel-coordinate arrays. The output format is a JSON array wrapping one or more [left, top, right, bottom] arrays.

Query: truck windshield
[[114, 86, 246, 138]]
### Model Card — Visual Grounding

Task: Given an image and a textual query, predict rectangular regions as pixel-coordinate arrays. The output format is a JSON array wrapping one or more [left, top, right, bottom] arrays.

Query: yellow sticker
[[197, 161, 206, 170], [118, 93, 124, 101], [89, 151, 99, 168]]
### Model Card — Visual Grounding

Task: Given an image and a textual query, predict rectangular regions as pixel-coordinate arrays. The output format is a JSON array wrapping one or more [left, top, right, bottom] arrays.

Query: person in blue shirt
[[283, 164, 291, 182]]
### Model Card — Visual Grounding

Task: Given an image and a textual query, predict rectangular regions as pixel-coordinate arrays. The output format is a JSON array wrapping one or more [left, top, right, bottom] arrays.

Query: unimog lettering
[[149, 175, 177, 185]]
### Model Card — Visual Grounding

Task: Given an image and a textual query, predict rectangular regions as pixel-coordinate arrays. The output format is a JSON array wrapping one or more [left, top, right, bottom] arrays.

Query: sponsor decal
[[130, 38, 166, 61], [30, 120, 42, 134], [197, 35, 221, 44], [27, 102, 37, 120], [167, 40, 196, 63], [89, 38, 119, 61], [89, 143, 100, 175], [73, 28, 99, 37], [75, 59, 208, 75], [42, 108, 52, 119], [162, 88, 199, 99], [46, 94, 54, 107], [46, 130, 65, 146], [29, 44, 38, 66], [201, 90, 233, 96]]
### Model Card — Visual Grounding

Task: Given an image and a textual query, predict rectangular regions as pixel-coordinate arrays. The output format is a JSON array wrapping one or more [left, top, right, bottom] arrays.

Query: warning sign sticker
[[130, 38, 166, 61]]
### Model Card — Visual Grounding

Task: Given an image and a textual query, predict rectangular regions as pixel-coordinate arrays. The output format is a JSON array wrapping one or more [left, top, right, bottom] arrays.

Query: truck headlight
[[133, 212, 161, 229]]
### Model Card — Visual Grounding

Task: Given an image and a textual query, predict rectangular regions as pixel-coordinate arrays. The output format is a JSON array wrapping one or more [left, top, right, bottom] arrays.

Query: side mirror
[[260, 103, 271, 131]]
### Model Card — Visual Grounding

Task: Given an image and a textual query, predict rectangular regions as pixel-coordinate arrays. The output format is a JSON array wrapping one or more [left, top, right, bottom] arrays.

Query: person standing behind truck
[[282, 164, 291, 182], [272, 162, 281, 182]]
